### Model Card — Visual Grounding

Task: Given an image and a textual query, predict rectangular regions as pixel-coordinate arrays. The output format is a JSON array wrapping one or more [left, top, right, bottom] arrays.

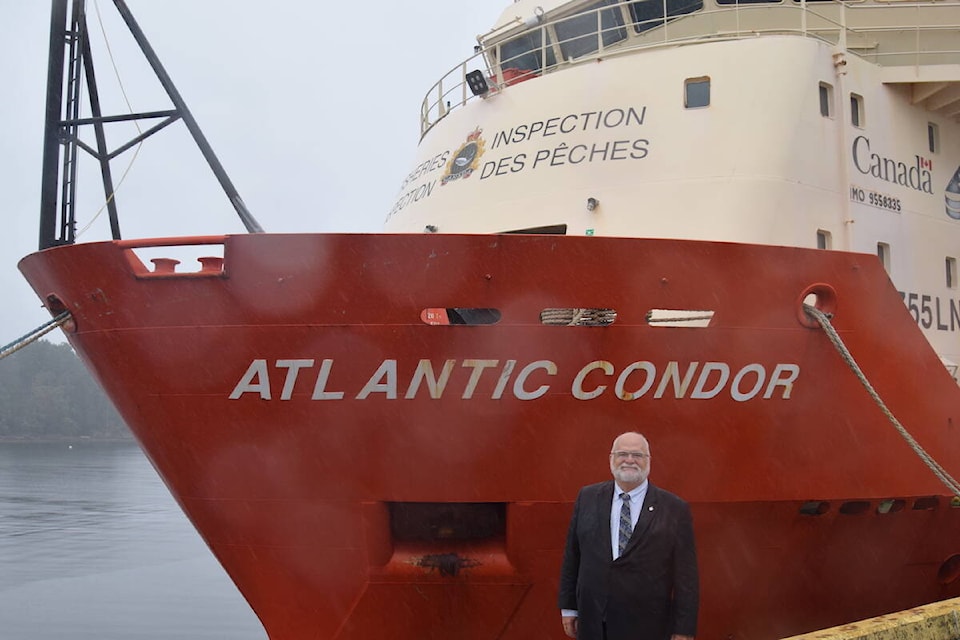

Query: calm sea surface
[[0, 442, 267, 640]]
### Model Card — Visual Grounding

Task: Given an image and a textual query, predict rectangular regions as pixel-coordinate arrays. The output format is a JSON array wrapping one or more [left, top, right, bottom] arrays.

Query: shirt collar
[[615, 479, 648, 502]]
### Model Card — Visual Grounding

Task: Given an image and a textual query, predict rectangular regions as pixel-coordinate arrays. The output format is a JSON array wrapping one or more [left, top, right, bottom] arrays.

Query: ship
[[17, 0, 960, 638]]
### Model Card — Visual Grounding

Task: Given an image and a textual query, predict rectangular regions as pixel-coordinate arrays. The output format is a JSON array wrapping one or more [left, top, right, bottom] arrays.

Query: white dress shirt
[[611, 480, 647, 560]]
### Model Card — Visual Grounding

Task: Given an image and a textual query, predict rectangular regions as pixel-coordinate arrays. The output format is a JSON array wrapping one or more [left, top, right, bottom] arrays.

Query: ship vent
[[877, 499, 905, 514], [646, 309, 714, 328], [389, 502, 506, 542], [540, 308, 617, 326]]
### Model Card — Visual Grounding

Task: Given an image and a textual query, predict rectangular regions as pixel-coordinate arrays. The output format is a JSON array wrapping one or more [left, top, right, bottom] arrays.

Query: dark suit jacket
[[558, 481, 699, 640]]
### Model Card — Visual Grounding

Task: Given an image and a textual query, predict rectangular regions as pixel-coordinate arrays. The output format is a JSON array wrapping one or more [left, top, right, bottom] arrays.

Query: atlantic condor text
[[230, 358, 800, 402]]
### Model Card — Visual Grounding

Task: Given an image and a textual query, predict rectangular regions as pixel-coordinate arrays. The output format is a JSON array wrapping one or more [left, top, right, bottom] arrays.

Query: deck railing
[[419, 0, 960, 136]]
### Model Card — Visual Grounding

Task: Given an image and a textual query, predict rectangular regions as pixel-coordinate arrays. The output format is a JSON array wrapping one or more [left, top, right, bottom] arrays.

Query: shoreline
[[0, 435, 135, 444]]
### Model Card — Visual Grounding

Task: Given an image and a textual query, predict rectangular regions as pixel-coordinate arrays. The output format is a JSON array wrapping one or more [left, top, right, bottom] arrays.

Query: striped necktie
[[618, 492, 633, 557]]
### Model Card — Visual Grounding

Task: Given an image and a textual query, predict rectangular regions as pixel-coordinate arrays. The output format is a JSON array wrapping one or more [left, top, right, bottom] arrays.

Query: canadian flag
[[920, 157, 933, 170]]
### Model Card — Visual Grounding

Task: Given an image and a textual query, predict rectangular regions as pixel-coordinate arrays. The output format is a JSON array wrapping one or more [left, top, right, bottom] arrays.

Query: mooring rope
[[0, 312, 73, 361], [803, 303, 960, 496]]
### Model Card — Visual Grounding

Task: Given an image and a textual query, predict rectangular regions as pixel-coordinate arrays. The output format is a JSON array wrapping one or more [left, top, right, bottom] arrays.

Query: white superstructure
[[385, 0, 960, 365]]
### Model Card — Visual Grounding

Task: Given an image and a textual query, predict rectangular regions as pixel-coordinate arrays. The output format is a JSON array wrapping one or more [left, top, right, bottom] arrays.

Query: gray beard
[[614, 467, 644, 484]]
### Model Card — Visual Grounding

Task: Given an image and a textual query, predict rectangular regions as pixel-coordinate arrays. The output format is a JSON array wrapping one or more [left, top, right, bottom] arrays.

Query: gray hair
[[610, 431, 649, 452]]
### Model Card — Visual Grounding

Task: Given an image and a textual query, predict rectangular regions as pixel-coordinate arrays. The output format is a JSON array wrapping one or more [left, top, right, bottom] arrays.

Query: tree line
[[0, 340, 129, 440]]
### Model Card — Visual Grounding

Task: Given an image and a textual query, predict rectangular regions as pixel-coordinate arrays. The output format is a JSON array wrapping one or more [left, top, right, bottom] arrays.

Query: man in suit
[[558, 432, 698, 640]]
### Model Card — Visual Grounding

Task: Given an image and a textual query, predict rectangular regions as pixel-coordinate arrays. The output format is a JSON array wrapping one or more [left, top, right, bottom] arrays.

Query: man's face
[[609, 433, 651, 487]]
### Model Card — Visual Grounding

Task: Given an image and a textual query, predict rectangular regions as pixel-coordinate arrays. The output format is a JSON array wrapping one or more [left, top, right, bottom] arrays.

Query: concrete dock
[[783, 599, 960, 640]]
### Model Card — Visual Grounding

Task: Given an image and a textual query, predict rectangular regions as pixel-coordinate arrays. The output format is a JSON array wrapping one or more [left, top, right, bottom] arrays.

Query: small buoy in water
[[68, 445, 72, 449]]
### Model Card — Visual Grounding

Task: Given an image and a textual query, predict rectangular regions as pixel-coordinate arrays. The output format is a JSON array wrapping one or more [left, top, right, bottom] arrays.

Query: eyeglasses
[[611, 451, 650, 461]]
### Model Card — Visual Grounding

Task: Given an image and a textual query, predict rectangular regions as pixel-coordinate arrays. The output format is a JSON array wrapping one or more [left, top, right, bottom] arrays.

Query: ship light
[[523, 6, 545, 28], [466, 70, 489, 96], [586, 197, 599, 211]]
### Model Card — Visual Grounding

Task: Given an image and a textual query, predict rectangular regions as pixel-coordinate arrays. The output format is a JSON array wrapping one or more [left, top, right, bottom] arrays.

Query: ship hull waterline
[[18, 232, 960, 639]]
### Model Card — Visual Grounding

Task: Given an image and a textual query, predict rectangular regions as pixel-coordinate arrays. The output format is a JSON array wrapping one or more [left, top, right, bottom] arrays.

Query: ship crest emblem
[[946, 164, 960, 220], [442, 128, 485, 185]]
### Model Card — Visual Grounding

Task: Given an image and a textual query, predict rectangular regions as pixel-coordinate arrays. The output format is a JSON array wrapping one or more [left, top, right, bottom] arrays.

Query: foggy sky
[[1, 0, 505, 345]]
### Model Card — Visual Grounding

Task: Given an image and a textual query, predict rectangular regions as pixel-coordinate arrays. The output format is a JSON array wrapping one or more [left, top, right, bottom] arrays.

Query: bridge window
[[819, 82, 833, 117], [816, 230, 831, 250], [850, 93, 864, 128], [555, 0, 627, 60], [877, 242, 890, 272], [947, 257, 956, 289], [718, 0, 781, 5], [630, 0, 703, 34], [499, 29, 557, 73], [929, 122, 940, 153], [685, 77, 710, 108]]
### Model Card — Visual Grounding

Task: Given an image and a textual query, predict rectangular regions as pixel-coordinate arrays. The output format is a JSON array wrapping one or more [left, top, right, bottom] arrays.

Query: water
[[0, 442, 267, 640]]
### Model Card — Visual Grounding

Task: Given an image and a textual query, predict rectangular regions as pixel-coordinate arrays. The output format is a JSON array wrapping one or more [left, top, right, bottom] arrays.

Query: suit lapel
[[596, 481, 615, 557]]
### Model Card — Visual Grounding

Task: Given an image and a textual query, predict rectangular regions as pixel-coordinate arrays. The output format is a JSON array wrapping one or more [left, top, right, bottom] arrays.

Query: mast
[[37, 0, 263, 251]]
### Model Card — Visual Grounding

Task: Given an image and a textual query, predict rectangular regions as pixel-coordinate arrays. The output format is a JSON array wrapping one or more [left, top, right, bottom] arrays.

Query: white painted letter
[[690, 362, 730, 399], [357, 360, 398, 399], [461, 360, 498, 399], [311, 359, 344, 400], [513, 360, 557, 400], [405, 359, 456, 399], [572, 361, 613, 400], [229, 359, 271, 400], [654, 362, 699, 399], [492, 360, 517, 399], [615, 362, 656, 400], [764, 364, 800, 399], [276, 359, 314, 400], [731, 364, 765, 402]]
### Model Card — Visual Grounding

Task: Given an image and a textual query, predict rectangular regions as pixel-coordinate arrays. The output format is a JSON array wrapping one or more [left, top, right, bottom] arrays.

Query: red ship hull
[[19, 233, 960, 639]]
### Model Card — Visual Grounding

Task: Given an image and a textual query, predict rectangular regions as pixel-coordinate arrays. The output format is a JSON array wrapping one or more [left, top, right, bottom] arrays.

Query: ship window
[[947, 257, 957, 289], [818, 82, 833, 117], [850, 93, 864, 127], [685, 77, 710, 108], [816, 230, 831, 249], [717, 0, 781, 5], [555, 0, 627, 60], [630, 0, 703, 34], [929, 122, 940, 153], [877, 242, 890, 271], [499, 28, 556, 73]]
